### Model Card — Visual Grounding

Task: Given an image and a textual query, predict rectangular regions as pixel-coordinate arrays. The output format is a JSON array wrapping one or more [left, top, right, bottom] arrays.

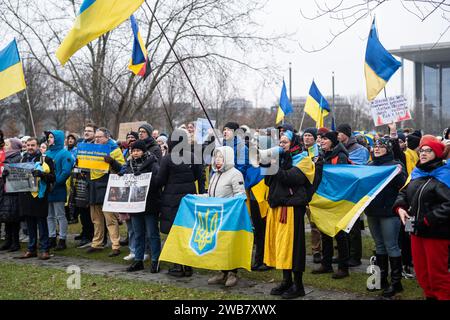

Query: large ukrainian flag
[[275, 80, 293, 124], [56, 0, 144, 65], [0, 40, 26, 101], [159, 194, 254, 271], [304, 81, 330, 128], [245, 165, 270, 218], [365, 19, 401, 101], [128, 15, 150, 79], [310, 164, 401, 237]]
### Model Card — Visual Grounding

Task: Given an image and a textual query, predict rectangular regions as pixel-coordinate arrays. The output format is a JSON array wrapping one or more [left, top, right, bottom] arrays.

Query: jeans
[[47, 202, 68, 240], [131, 214, 161, 262], [126, 219, 136, 255], [367, 216, 401, 257], [26, 216, 49, 253]]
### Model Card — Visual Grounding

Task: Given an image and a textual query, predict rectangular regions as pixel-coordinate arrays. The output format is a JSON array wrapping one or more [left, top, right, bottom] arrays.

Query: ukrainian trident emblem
[[190, 204, 223, 255]]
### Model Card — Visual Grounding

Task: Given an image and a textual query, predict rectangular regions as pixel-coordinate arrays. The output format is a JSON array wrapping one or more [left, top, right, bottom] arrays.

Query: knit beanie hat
[[223, 122, 240, 131], [374, 137, 393, 153], [131, 140, 147, 153], [397, 132, 406, 142], [419, 135, 445, 159], [323, 131, 339, 147], [336, 124, 352, 138], [126, 131, 139, 140], [303, 127, 318, 140], [138, 123, 154, 136], [406, 132, 421, 150], [317, 127, 330, 137]]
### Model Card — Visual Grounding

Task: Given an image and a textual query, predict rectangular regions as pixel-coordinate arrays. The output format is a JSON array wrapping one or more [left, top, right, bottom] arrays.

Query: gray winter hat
[[139, 123, 154, 136]]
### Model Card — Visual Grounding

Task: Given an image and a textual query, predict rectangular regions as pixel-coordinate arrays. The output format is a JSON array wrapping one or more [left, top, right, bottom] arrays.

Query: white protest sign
[[195, 118, 216, 144], [4, 163, 38, 193], [370, 96, 412, 127], [102, 173, 152, 213]]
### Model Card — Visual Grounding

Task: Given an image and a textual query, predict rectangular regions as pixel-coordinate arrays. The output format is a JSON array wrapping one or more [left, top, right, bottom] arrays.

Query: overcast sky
[[244, 0, 450, 107]]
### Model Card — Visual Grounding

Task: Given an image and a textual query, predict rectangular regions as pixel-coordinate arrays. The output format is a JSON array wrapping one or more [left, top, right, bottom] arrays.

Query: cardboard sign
[[77, 143, 110, 171], [370, 96, 412, 127], [117, 121, 147, 141], [195, 118, 216, 144], [4, 163, 38, 193], [102, 173, 152, 213]]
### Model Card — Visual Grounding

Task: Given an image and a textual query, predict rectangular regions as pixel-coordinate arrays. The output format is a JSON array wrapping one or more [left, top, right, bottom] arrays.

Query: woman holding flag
[[264, 130, 319, 299]]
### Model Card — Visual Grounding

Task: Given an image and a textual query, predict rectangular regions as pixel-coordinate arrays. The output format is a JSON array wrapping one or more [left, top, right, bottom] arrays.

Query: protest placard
[[102, 173, 152, 213], [4, 163, 38, 193], [370, 96, 412, 127], [117, 121, 147, 141], [77, 143, 111, 171], [195, 118, 216, 144]]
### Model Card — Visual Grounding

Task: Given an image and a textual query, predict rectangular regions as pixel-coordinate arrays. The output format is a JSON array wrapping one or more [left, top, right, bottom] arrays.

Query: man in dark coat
[[138, 123, 162, 160], [18, 137, 55, 260]]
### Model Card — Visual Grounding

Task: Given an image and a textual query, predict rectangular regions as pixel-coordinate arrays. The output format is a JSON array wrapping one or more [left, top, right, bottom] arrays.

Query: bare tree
[[0, 0, 287, 136], [298, 0, 450, 52]]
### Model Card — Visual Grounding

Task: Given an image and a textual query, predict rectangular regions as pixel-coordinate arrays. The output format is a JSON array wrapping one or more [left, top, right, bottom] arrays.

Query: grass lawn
[[0, 221, 425, 300], [0, 262, 252, 300]]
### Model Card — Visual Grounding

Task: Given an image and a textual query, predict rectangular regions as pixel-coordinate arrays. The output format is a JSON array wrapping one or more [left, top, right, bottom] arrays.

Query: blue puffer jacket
[[46, 130, 74, 202]]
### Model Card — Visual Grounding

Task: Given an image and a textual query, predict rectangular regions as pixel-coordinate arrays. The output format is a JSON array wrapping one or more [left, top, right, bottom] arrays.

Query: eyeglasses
[[419, 148, 433, 154], [138, 130, 147, 134], [94, 135, 106, 139], [84, 129, 94, 133]]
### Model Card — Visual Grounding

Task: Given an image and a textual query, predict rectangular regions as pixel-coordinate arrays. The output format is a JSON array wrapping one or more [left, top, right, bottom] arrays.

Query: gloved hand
[[134, 171, 142, 176], [2, 169, 9, 177], [103, 156, 114, 164], [32, 170, 44, 178], [117, 171, 125, 177]]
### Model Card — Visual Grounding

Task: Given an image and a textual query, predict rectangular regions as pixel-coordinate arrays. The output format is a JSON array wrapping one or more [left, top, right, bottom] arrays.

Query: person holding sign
[[87, 128, 125, 257], [119, 140, 161, 273], [0, 138, 23, 252]]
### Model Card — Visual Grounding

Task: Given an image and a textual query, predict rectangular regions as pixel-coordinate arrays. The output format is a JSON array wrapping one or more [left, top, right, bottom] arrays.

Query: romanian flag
[[159, 194, 254, 271], [0, 40, 26, 101], [128, 15, 150, 79], [304, 81, 330, 128], [275, 80, 293, 124], [365, 19, 401, 101], [56, 0, 144, 65], [310, 164, 401, 237]]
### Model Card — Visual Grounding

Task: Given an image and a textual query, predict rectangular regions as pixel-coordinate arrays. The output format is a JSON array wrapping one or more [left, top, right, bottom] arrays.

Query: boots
[[48, 237, 57, 249], [7, 223, 20, 252], [184, 266, 193, 277], [168, 264, 185, 277], [54, 239, 67, 251], [282, 271, 305, 299], [383, 256, 403, 298], [367, 254, 389, 292], [270, 270, 293, 296]]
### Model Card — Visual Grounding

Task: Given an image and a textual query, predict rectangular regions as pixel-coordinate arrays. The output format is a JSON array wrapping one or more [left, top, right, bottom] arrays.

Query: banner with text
[[370, 96, 412, 126], [102, 173, 152, 213], [77, 143, 110, 171], [4, 163, 38, 193]]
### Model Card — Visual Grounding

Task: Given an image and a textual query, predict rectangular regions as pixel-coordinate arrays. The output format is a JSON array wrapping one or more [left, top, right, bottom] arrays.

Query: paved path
[[0, 251, 374, 300]]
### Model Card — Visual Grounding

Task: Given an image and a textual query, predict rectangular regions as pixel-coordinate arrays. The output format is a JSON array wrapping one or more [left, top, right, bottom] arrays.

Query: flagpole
[[146, 4, 220, 144], [299, 108, 306, 133], [156, 86, 174, 132], [24, 88, 37, 137], [331, 72, 336, 129]]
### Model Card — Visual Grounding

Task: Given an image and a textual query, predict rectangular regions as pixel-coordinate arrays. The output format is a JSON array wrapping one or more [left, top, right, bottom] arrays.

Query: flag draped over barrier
[[56, 0, 144, 65], [0, 39, 26, 100], [310, 164, 402, 237], [159, 194, 254, 271]]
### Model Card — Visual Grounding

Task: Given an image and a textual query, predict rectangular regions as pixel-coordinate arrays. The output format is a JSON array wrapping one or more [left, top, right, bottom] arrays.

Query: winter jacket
[[0, 151, 22, 222], [394, 159, 450, 239], [18, 151, 55, 218], [365, 153, 407, 218], [156, 150, 203, 234], [120, 153, 160, 215], [45, 130, 75, 202], [322, 143, 349, 164], [265, 150, 313, 208], [89, 139, 125, 205], [344, 136, 370, 165], [223, 136, 250, 181], [208, 146, 245, 198], [142, 137, 162, 160]]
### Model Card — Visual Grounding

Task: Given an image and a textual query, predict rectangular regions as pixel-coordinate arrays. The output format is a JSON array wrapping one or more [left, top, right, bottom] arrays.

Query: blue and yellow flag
[[245, 166, 270, 218], [0, 39, 26, 101], [128, 15, 150, 79], [365, 18, 401, 101], [159, 194, 254, 271], [304, 81, 330, 128], [275, 80, 293, 124], [310, 164, 401, 237], [56, 0, 144, 65], [292, 151, 315, 184]]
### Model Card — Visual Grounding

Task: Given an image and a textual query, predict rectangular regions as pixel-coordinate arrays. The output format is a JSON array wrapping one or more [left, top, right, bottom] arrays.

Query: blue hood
[[47, 130, 65, 153], [107, 138, 119, 151]]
